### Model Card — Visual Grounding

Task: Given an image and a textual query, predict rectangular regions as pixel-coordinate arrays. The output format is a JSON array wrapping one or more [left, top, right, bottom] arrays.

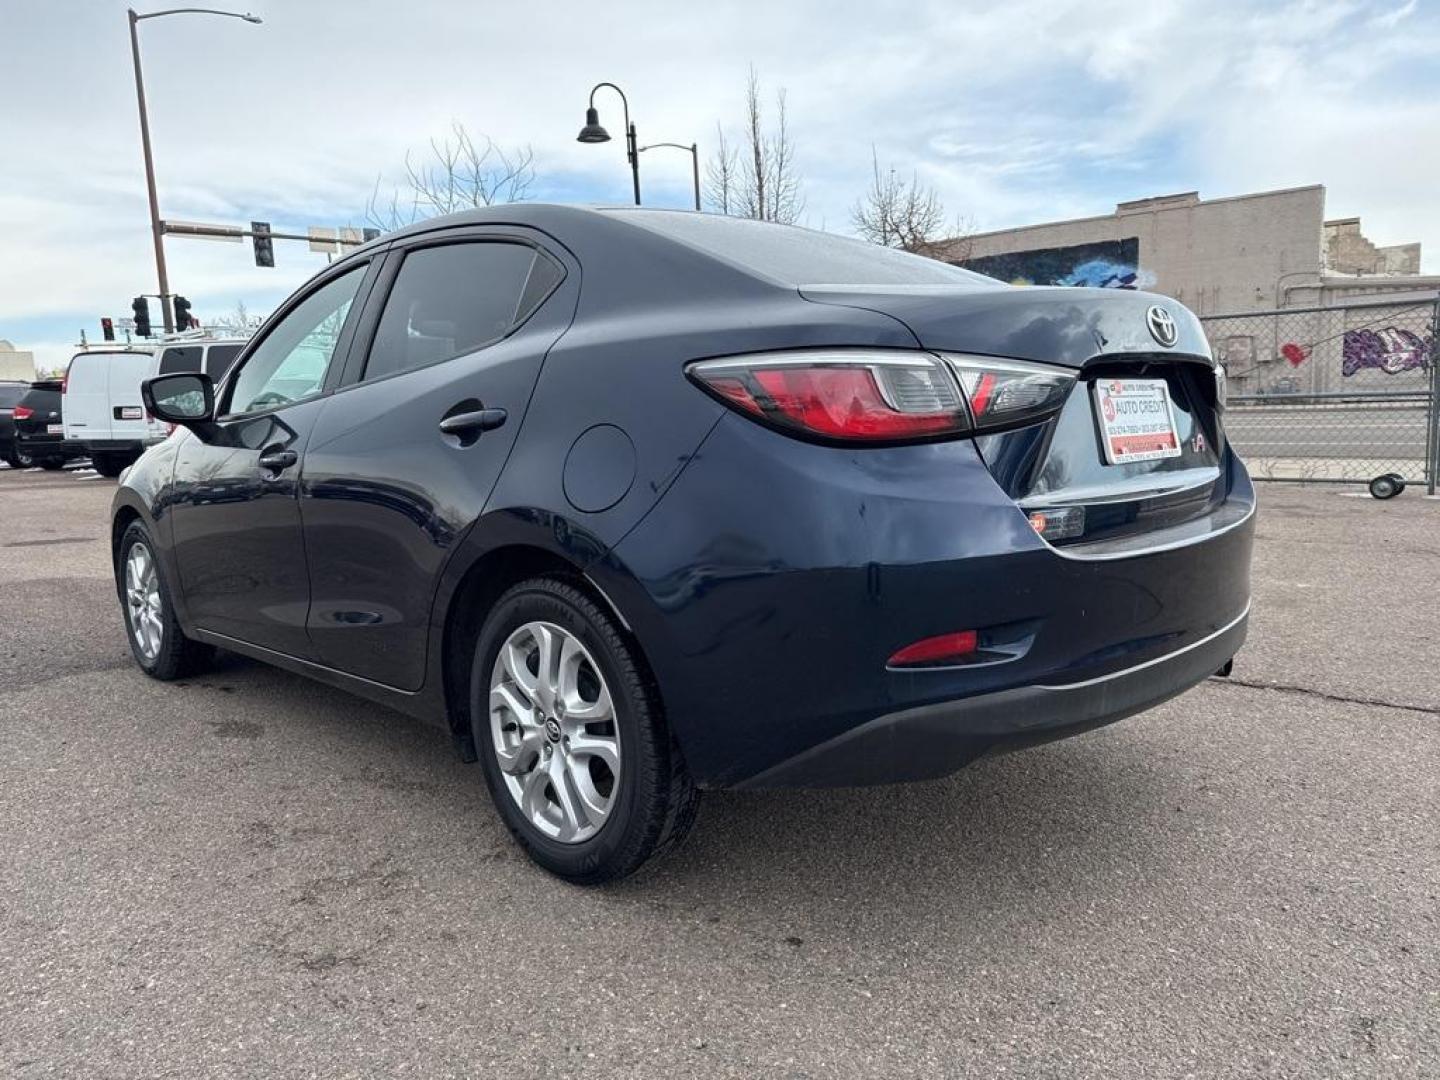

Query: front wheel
[[117, 521, 214, 679], [471, 578, 698, 884], [92, 452, 133, 478]]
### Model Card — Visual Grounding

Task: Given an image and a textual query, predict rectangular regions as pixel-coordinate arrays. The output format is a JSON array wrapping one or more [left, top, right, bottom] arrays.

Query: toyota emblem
[[1146, 305, 1178, 348]]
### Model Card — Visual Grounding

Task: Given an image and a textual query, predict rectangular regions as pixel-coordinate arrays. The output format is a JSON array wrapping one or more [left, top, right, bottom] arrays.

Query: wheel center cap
[[544, 718, 562, 743]]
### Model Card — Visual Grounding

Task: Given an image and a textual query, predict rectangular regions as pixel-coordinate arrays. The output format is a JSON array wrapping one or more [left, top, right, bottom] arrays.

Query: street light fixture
[[637, 142, 701, 212], [128, 6, 262, 332], [577, 82, 640, 206]]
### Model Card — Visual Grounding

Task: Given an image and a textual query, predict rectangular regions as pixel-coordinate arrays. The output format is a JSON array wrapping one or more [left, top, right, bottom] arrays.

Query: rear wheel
[[471, 577, 698, 884], [117, 521, 214, 680], [5, 447, 34, 469]]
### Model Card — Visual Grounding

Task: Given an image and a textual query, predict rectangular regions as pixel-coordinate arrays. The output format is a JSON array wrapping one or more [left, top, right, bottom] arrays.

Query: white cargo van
[[62, 337, 245, 476]]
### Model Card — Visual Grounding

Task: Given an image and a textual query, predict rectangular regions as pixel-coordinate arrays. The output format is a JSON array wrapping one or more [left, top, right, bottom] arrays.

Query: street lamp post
[[637, 142, 701, 211], [577, 84, 702, 211], [577, 82, 640, 206], [128, 6, 262, 332]]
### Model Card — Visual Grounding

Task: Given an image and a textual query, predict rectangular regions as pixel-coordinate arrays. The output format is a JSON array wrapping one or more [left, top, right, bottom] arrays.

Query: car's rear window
[[0, 384, 27, 407], [613, 209, 993, 287]]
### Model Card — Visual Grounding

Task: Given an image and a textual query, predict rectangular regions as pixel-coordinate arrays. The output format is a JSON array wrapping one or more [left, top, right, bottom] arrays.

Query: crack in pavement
[[1212, 675, 1440, 717]]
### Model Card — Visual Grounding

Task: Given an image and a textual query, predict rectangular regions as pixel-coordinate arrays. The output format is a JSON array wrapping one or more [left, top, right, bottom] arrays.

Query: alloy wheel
[[488, 621, 621, 843], [125, 541, 164, 661]]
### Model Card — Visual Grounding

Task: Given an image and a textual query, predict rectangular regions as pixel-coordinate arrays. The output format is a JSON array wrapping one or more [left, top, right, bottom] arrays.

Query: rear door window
[[360, 242, 545, 383]]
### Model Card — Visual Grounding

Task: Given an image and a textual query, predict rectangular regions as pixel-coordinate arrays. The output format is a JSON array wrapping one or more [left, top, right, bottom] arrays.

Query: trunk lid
[[800, 284, 1228, 550], [798, 283, 1213, 366]]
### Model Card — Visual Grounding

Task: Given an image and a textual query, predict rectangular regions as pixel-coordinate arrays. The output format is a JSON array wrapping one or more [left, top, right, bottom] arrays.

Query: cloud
[[3, 0, 1437, 375]]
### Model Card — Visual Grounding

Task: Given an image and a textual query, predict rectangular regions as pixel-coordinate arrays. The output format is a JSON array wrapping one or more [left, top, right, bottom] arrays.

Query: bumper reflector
[[888, 630, 979, 668]]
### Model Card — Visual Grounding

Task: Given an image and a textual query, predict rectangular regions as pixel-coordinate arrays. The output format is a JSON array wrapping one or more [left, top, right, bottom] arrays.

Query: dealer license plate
[[1093, 378, 1182, 465], [47, 423, 63, 434]]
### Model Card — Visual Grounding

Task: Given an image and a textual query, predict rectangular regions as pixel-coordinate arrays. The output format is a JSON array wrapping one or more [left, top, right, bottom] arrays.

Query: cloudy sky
[[3, 0, 1437, 373]]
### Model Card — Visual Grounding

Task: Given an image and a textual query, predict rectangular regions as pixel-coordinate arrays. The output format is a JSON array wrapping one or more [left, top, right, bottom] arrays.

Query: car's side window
[[225, 266, 366, 417], [158, 346, 202, 374], [204, 344, 242, 382], [361, 242, 547, 384]]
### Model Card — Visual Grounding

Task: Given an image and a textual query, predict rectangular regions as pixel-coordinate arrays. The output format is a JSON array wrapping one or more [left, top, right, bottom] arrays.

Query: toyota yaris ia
[[114, 206, 1253, 883]]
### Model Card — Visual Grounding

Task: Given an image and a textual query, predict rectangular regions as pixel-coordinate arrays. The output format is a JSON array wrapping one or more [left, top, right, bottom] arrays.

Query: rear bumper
[[737, 603, 1248, 788], [76, 439, 145, 453], [600, 414, 1256, 789], [16, 433, 85, 457]]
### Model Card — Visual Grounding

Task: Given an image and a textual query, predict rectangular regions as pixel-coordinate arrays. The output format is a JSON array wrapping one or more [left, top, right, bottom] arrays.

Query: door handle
[[258, 448, 298, 473], [438, 408, 507, 436]]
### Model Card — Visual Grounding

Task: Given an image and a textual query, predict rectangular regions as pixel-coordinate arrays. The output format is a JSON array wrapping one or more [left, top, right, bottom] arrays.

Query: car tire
[[117, 521, 215, 680], [470, 577, 699, 884], [5, 448, 34, 469], [92, 453, 129, 478]]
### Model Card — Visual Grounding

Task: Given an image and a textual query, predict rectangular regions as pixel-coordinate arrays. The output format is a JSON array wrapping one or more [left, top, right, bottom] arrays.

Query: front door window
[[225, 267, 366, 416]]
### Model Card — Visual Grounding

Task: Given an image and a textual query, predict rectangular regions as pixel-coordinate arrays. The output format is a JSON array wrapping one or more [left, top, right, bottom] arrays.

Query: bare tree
[[852, 148, 969, 258], [367, 120, 535, 231], [704, 123, 740, 216], [704, 68, 804, 223], [205, 300, 264, 338]]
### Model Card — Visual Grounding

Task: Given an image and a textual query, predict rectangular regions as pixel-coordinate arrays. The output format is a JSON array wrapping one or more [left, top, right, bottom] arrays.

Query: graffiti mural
[[1341, 327, 1434, 377], [961, 237, 1153, 290]]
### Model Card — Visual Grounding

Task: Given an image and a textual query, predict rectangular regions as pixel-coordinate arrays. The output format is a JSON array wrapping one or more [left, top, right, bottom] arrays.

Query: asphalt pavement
[[1, 462, 1436, 1078]]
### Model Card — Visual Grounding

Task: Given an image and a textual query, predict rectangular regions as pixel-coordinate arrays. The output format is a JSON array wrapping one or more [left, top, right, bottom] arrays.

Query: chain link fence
[[1200, 298, 1440, 492]]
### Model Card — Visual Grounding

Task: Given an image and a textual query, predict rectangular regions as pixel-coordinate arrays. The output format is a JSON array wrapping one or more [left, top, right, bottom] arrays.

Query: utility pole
[[128, 9, 172, 332], [126, 7, 262, 333]]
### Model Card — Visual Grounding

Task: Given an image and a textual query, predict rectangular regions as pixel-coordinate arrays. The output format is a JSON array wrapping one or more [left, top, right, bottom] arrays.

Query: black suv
[[1, 380, 81, 470]]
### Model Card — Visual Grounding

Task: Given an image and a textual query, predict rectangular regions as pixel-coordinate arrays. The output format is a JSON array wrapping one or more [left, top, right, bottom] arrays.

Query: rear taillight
[[690, 352, 967, 442], [12, 404, 33, 420], [946, 355, 1076, 431], [688, 350, 1074, 444]]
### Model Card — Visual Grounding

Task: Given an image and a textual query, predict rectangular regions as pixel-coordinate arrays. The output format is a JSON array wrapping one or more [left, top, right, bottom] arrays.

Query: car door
[[299, 229, 574, 690], [168, 260, 378, 657]]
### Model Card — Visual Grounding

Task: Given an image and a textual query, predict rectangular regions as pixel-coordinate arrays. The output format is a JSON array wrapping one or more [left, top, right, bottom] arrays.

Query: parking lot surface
[[1, 463, 1436, 1078]]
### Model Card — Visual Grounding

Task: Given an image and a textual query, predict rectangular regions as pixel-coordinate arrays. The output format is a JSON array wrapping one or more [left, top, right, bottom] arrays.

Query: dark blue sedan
[[115, 206, 1252, 882]]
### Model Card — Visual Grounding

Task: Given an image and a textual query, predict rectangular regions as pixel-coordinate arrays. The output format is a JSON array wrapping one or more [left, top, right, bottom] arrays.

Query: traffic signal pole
[[128, 9, 173, 334]]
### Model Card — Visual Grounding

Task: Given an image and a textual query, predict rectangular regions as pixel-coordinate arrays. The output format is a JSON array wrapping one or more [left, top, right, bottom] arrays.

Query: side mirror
[[142, 372, 215, 427]]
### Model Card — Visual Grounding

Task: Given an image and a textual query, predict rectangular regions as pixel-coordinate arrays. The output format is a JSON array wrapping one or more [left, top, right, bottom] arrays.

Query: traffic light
[[173, 295, 194, 331], [100, 317, 115, 342], [132, 296, 152, 337], [251, 221, 274, 268]]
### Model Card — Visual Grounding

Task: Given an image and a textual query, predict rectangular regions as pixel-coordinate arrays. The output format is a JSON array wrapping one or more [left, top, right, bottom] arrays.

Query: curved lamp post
[[129, 7, 262, 331], [577, 82, 639, 206], [577, 83, 701, 210], [638, 142, 700, 211]]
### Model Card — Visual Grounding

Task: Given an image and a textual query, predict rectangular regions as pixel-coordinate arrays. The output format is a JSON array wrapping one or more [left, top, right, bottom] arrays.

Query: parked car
[[0, 380, 32, 467], [112, 205, 1254, 883], [63, 337, 245, 476], [12, 380, 85, 469], [2, 379, 81, 469]]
